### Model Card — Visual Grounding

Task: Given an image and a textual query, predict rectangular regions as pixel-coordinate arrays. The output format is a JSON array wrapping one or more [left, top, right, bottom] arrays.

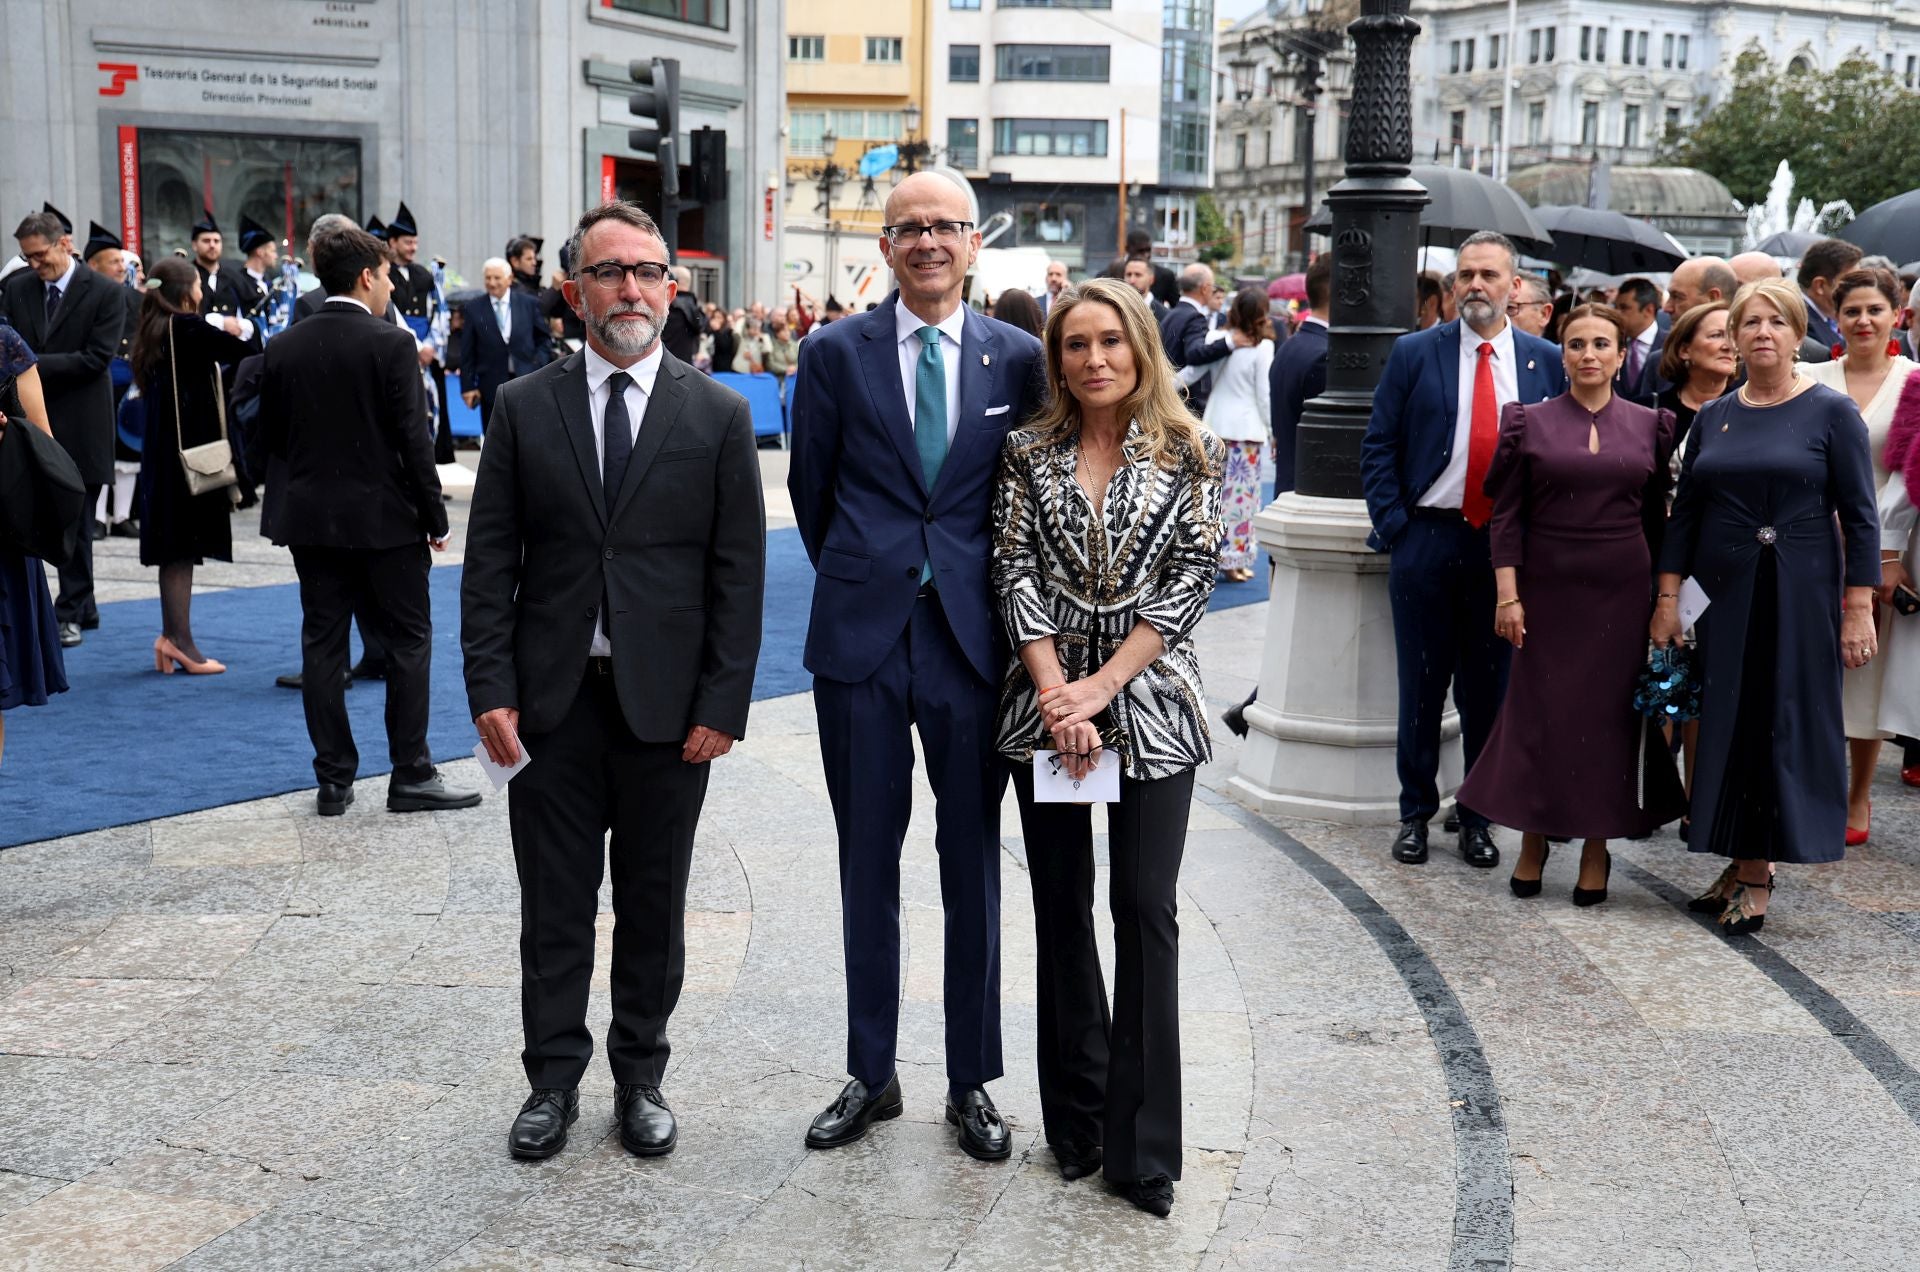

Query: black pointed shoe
[[615, 1083, 677, 1157], [1509, 843, 1550, 898], [1391, 818, 1429, 865], [508, 1088, 578, 1160], [317, 784, 355, 817], [387, 772, 483, 813], [946, 1086, 1011, 1161], [1459, 824, 1500, 869], [1571, 850, 1612, 907], [806, 1074, 903, 1149]]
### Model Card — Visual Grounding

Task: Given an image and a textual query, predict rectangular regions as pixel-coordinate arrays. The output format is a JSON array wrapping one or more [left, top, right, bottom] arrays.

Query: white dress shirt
[[492, 293, 512, 342], [584, 340, 663, 656], [1419, 320, 1519, 509], [1628, 321, 1657, 382], [46, 255, 75, 303], [894, 299, 965, 444], [324, 296, 370, 314]]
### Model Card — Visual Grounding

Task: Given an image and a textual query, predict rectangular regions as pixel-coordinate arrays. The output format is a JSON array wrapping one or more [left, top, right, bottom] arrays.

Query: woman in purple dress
[[1458, 304, 1686, 903], [0, 319, 70, 767]]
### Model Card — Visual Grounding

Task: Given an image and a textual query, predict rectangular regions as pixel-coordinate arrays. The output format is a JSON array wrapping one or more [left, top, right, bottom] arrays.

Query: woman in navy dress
[[1653, 278, 1881, 935], [0, 319, 70, 766], [1458, 304, 1685, 904]]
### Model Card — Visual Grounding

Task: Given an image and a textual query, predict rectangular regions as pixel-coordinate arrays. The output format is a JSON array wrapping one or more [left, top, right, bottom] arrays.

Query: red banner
[[601, 155, 616, 204], [764, 186, 775, 241], [117, 126, 141, 260]]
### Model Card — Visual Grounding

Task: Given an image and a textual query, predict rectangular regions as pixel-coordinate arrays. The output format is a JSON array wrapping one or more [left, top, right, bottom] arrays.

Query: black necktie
[[603, 370, 634, 517], [44, 283, 60, 325]]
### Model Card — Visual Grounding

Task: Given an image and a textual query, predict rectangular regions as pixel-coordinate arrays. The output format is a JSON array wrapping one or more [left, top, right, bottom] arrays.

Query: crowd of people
[[4, 169, 1917, 1228]]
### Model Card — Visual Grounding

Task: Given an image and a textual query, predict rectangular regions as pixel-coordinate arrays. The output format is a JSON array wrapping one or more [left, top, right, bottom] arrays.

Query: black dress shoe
[[1053, 1139, 1102, 1181], [90, 519, 108, 541], [387, 773, 482, 813], [1120, 1174, 1174, 1218], [348, 659, 388, 681], [1442, 811, 1461, 834], [277, 671, 352, 691], [317, 784, 355, 817], [508, 1087, 578, 1160], [110, 519, 141, 539], [1221, 688, 1256, 739], [806, 1074, 903, 1149], [58, 622, 83, 648], [1459, 825, 1500, 869], [1391, 818, 1429, 864], [615, 1083, 677, 1156], [946, 1086, 1011, 1161], [79, 615, 100, 631]]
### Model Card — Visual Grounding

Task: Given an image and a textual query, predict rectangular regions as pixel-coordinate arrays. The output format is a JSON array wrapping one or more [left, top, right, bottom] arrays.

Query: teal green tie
[[914, 326, 948, 585]]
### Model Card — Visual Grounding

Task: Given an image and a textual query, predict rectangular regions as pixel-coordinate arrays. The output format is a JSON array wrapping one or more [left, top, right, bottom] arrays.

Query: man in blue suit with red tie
[[788, 171, 1047, 1162], [1360, 231, 1568, 869]]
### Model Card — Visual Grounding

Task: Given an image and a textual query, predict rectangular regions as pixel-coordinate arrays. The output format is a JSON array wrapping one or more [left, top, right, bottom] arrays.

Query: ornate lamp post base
[[1227, 495, 1463, 824]]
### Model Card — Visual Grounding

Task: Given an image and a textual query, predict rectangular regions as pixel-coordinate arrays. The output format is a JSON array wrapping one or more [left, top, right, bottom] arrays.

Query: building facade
[[0, 0, 784, 305], [918, 0, 1214, 279]]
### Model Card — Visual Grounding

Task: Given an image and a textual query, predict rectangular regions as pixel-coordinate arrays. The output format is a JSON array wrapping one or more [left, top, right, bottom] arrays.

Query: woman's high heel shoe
[[1687, 863, 1737, 913], [153, 635, 226, 676], [1719, 875, 1776, 936], [1509, 843, 1551, 898], [1845, 805, 1870, 848], [1571, 849, 1612, 907]]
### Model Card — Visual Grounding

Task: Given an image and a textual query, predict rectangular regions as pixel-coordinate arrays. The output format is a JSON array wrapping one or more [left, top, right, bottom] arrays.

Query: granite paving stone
[[60, 914, 277, 981], [149, 818, 302, 869], [0, 1182, 257, 1270]]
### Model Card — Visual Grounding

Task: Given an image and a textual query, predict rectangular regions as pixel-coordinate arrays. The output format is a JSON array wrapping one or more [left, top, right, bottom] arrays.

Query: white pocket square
[[984, 405, 1011, 417]]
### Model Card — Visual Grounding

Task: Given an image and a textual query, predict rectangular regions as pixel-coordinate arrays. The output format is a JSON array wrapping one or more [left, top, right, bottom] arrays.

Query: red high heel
[[153, 635, 226, 676], [1845, 804, 1870, 848], [1902, 765, 1920, 789]]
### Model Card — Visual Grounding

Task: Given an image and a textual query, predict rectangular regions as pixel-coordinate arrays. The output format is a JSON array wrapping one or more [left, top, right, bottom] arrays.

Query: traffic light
[[628, 57, 680, 198], [691, 127, 728, 205]]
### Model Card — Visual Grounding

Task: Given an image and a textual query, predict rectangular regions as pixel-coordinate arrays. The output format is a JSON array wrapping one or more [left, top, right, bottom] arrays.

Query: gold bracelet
[[1495, 598, 1521, 608], [1656, 592, 1679, 599]]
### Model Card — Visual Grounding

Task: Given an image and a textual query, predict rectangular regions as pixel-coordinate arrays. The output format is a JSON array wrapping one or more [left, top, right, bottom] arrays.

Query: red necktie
[[1462, 342, 1497, 528]]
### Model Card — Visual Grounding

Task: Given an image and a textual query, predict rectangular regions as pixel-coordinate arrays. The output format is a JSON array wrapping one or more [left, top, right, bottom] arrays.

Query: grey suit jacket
[[461, 347, 766, 742]]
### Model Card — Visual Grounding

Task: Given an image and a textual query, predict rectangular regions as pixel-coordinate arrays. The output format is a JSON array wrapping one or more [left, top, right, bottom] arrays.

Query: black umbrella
[[1750, 230, 1822, 258], [1532, 206, 1687, 273], [1840, 190, 1920, 264], [1305, 165, 1555, 258]]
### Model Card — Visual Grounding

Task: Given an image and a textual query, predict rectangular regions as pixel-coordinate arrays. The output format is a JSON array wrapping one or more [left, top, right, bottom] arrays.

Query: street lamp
[[898, 102, 934, 174], [1265, 24, 1347, 273]]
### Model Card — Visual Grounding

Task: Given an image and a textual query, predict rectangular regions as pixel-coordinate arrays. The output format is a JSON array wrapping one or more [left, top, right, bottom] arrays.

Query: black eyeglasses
[[883, 221, 974, 246], [578, 260, 670, 289]]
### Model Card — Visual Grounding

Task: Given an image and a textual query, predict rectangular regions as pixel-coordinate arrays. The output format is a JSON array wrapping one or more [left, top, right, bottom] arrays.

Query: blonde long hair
[[1025, 277, 1215, 476]]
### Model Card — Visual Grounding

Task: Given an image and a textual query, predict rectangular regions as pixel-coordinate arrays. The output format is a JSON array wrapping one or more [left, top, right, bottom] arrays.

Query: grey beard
[[1460, 297, 1497, 326], [592, 303, 659, 355]]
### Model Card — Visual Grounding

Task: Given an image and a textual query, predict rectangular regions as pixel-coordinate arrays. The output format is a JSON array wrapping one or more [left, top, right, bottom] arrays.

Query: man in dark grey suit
[[2, 211, 124, 646], [463, 200, 765, 1163]]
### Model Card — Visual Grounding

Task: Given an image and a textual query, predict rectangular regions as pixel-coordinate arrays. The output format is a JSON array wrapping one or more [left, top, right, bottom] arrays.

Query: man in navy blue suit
[[1158, 263, 1238, 416], [788, 171, 1046, 1162], [1360, 231, 1568, 869], [1269, 254, 1331, 496], [459, 256, 551, 433]]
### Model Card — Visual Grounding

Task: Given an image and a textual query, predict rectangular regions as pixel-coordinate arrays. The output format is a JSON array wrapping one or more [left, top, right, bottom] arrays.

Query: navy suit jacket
[[1268, 318, 1328, 494], [457, 290, 550, 395], [1359, 319, 1569, 552], [1618, 328, 1667, 403], [787, 293, 1046, 685], [1160, 299, 1233, 413]]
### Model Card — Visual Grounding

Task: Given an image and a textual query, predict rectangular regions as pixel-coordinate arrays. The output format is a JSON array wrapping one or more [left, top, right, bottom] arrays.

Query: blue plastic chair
[[711, 372, 788, 447]]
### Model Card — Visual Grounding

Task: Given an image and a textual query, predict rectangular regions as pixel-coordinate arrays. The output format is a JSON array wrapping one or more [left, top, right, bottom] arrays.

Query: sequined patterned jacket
[[990, 420, 1225, 780]]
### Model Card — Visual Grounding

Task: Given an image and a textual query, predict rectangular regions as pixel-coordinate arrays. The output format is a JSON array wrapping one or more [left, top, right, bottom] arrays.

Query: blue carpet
[[1, 526, 1264, 847]]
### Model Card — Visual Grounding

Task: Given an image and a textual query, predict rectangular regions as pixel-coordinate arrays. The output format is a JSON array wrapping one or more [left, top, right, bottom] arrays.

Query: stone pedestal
[[1227, 492, 1461, 825]]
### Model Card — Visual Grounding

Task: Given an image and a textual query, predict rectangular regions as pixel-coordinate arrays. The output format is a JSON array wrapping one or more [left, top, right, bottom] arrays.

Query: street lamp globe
[[904, 102, 922, 138]]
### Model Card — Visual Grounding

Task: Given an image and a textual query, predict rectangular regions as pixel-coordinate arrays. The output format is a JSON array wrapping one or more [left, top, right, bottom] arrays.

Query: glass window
[[947, 118, 980, 168], [1662, 33, 1674, 69], [788, 35, 824, 62], [1233, 133, 1248, 167], [1909, 55, 1918, 88], [1579, 26, 1590, 61], [1620, 30, 1631, 63], [993, 117, 1110, 157], [1449, 110, 1465, 150], [1162, 0, 1209, 32], [1581, 101, 1599, 145], [1488, 105, 1503, 147], [134, 127, 360, 261], [1016, 202, 1086, 245], [1636, 31, 1647, 66], [949, 44, 980, 81], [607, 0, 727, 31], [1545, 28, 1555, 61], [1489, 35, 1501, 71], [1677, 35, 1688, 69], [789, 111, 827, 157], [1163, 33, 1206, 102], [865, 36, 903, 63], [824, 110, 900, 141], [1161, 116, 1209, 175], [1623, 104, 1641, 149], [1004, 0, 1112, 6], [1527, 100, 1544, 143], [1529, 29, 1540, 63], [1664, 105, 1681, 138], [951, 0, 980, 7], [1450, 41, 1460, 75], [1464, 39, 1475, 73], [995, 44, 1110, 81]]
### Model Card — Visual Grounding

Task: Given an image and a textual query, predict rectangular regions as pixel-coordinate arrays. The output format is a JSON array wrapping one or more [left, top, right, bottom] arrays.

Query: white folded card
[[1034, 749, 1121, 803], [472, 740, 532, 792], [1678, 576, 1711, 628]]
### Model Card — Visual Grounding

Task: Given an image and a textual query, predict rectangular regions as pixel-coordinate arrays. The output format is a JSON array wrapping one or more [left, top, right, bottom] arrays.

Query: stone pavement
[[9, 459, 1920, 1268]]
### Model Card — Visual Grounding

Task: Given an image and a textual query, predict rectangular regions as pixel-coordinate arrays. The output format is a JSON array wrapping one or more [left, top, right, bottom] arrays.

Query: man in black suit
[[1158, 263, 1240, 416], [1612, 277, 1664, 402], [1122, 257, 1167, 321], [463, 201, 764, 1162], [1102, 228, 1177, 307], [660, 265, 702, 362], [2, 210, 125, 646], [189, 211, 255, 342], [458, 258, 550, 433], [1270, 254, 1331, 496], [1798, 238, 1864, 355], [257, 222, 479, 818]]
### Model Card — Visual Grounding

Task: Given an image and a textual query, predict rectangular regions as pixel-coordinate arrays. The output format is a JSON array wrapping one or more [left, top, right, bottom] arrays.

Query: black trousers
[[1010, 762, 1194, 1184], [430, 361, 455, 464], [289, 542, 434, 788], [510, 667, 709, 1089], [55, 485, 102, 626]]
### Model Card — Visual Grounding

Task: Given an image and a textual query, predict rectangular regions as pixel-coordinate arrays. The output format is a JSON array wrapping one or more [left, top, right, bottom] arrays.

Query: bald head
[[1666, 256, 1736, 318], [884, 171, 969, 226], [880, 171, 978, 320], [1728, 251, 1784, 287]]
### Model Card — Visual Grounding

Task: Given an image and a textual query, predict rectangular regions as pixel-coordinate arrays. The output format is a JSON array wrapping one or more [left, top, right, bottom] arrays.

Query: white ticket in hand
[[1034, 749, 1121, 803], [1678, 576, 1711, 628], [472, 740, 532, 791]]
